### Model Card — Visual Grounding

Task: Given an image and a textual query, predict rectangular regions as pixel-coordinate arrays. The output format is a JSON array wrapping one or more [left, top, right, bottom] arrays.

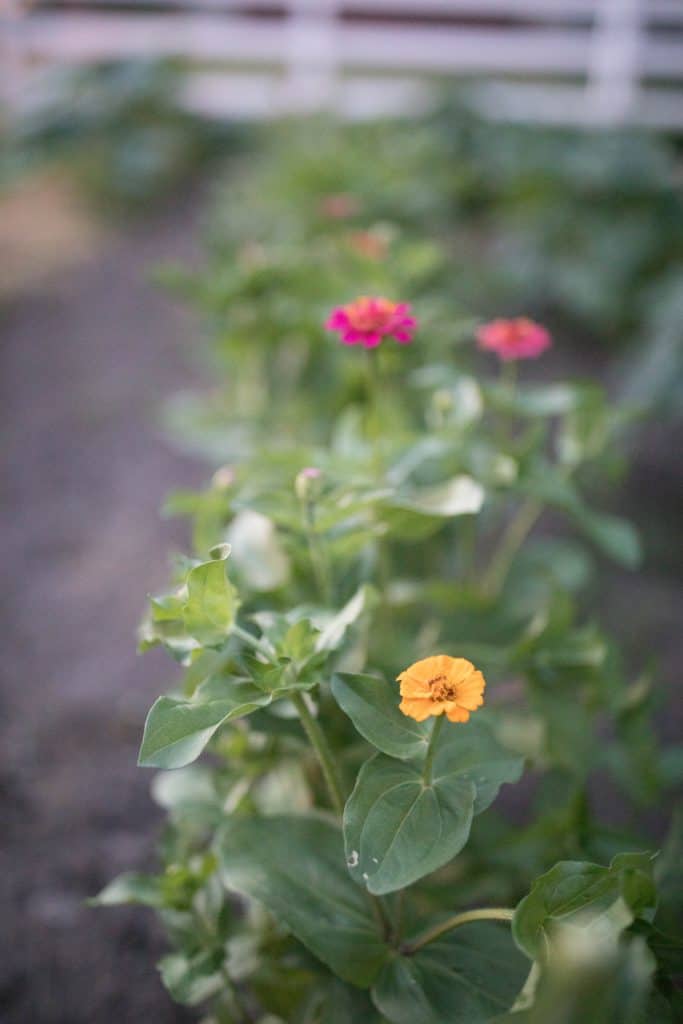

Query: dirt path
[[1, 192, 208, 1023]]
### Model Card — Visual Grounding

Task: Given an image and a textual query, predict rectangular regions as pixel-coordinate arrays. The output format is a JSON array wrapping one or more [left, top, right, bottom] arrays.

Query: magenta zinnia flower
[[325, 296, 416, 349], [476, 318, 551, 361]]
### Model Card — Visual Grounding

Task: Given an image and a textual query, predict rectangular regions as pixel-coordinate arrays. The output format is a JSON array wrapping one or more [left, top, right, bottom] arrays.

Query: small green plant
[[97, 122, 681, 1023]]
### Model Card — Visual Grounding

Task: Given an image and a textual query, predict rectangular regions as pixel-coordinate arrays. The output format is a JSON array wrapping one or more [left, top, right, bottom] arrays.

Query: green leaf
[[498, 923, 658, 1024], [343, 719, 522, 894], [513, 852, 658, 960], [488, 382, 581, 418], [331, 672, 430, 759], [158, 950, 224, 1006], [433, 717, 525, 815], [89, 871, 163, 908], [139, 679, 271, 768], [309, 977, 383, 1024], [315, 584, 376, 653], [226, 509, 290, 591], [183, 555, 239, 646], [372, 922, 528, 1024], [379, 476, 486, 539], [343, 754, 475, 894], [573, 511, 641, 569], [394, 475, 485, 517], [216, 815, 389, 987], [520, 466, 640, 569]]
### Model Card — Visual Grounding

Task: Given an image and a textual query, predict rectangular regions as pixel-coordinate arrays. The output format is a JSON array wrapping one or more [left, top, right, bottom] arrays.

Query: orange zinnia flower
[[397, 655, 485, 723]]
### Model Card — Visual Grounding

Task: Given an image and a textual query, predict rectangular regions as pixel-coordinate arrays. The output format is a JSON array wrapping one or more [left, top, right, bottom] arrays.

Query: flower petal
[[399, 697, 435, 722], [455, 671, 486, 710], [445, 704, 470, 723], [397, 673, 432, 699], [445, 657, 476, 686]]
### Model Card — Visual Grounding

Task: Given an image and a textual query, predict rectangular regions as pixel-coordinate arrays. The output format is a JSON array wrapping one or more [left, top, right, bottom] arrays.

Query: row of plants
[[6, 72, 681, 409], [96, 118, 682, 1022]]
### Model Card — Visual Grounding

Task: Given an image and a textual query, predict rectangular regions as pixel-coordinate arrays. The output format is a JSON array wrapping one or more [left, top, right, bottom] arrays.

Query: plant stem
[[291, 692, 345, 817], [392, 888, 405, 944], [501, 358, 518, 394], [458, 514, 477, 582], [423, 716, 444, 786], [365, 348, 383, 478], [402, 907, 515, 955], [231, 623, 274, 659], [219, 969, 254, 1024], [481, 499, 541, 598], [302, 499, 333, 605]]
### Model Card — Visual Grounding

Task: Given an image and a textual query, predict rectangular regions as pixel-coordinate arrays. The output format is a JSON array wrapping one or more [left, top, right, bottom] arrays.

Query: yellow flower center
[[345, 297, 397, 332], [429, 675, 457, 702]]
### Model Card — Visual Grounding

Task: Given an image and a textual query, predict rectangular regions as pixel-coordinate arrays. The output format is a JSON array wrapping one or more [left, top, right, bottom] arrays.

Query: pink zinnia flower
[[319, 193, 361, 220], [325, 296, 416, 349], [348, 231, 388, 262], [476, 318, 551, 361]]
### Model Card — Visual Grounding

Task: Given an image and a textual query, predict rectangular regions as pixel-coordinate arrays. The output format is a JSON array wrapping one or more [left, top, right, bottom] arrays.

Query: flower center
[[345, 298, 396, 332], [428, 674, 457, 702]]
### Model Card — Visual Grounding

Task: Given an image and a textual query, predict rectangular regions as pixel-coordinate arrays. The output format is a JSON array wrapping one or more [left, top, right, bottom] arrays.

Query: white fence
[[2, 1, 683, 127]]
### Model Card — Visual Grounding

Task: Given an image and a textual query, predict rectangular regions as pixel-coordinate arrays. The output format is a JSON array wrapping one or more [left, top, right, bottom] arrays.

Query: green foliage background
[[93, 110, 682, 1023]]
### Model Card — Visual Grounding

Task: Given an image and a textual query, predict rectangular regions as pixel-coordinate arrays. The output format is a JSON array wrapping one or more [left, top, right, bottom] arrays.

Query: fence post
[[280, 0, 339, 114], [587, 0, 642, 124]]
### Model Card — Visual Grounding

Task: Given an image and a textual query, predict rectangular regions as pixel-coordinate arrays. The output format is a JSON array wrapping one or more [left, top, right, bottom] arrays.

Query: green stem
[[291, 692, 345, 817], [501, 359, 518, 394], [402, 907, 515, 955], [392, 888, 405, 944], [365, 348, 383, 479], [219, 969, 254, 1024], [231, 623, 274, 659], [303, 499, 333, 604], [481, 499, 542, 598], [458, 514, 477, 582], [423, 716, 445, 786]]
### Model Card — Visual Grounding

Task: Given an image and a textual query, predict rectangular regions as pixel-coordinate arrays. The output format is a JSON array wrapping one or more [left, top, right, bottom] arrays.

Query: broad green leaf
[[344, 719, 522, 894], [344, 754, 475, 894], [394, 475, 485, 517], [90, 871, 163, 908], [380, 476, 485, 539], [315, 584, 376, 653], [216, 815, 389, 986], [308, 977, 383, 1024], [226, 509, 290, 591], [513, 852, 657, 960], [488, 382, 581, 418], [183, 555, 239, 646], [139, 679, 271, 768], [372, 922, 528, 1024], [151, 765, 224, 824], [433, 717, 525, 814], [331, 672, 430, 759], [520, 467, 640, 569], [573, 510, 641, 569]]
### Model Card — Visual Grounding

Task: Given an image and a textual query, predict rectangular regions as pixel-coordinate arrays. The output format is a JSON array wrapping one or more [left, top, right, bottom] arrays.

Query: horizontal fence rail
[[2, 1, 682, 127]]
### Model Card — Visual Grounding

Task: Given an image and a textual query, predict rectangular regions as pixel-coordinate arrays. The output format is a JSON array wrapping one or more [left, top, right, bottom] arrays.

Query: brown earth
[[0, 188, 207, 1023]]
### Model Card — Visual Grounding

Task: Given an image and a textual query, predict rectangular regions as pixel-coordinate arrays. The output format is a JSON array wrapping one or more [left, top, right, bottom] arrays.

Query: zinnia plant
[[96, 128, 681, 1024]]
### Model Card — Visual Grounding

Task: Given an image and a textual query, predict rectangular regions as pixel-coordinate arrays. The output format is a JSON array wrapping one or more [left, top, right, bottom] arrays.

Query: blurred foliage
[[75, 93, 681, 1022], [1, 60, 249, 212]]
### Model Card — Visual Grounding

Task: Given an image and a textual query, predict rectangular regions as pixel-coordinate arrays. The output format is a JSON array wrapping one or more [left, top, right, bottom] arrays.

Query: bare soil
[[1, 191, 206, 1023]]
